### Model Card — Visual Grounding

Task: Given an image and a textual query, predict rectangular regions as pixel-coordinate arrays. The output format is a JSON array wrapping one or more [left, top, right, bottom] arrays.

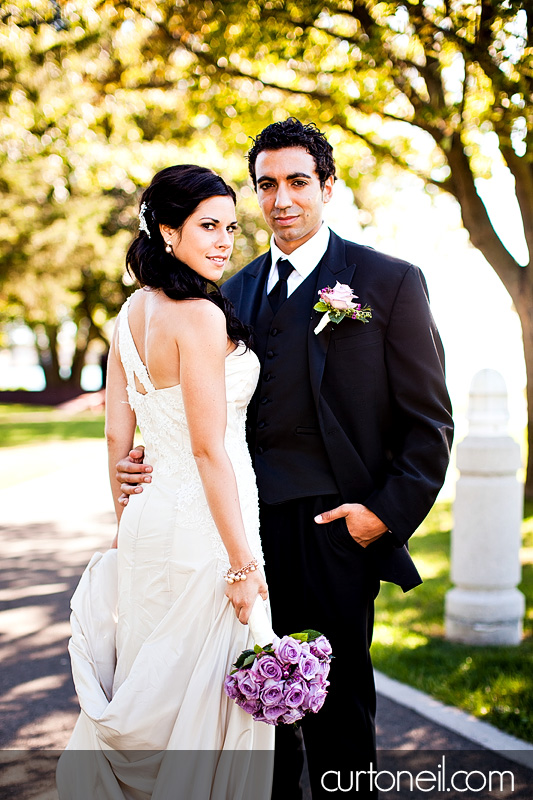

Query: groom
[[118, 118, 453, 797]]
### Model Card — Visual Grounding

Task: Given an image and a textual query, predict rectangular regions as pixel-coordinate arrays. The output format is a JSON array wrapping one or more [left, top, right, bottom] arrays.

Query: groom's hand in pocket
[[314, 503, 387, 548], [116, 445, 152, 506]]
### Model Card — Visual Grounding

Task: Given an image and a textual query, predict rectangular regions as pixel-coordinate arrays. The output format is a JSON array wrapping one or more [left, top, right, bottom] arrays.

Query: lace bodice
[[117, 296, 263, 569]]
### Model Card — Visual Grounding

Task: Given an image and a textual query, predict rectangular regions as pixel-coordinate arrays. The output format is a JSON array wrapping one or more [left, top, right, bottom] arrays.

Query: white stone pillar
[[445, 369, 525, 645]]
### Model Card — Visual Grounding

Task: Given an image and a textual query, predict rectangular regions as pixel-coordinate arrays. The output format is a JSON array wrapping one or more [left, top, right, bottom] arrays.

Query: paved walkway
[[0, 441, 115, 751], [1, 441, 531, 798]]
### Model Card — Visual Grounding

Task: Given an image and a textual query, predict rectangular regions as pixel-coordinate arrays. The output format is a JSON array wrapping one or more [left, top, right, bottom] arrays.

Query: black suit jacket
[[222, 231, 454, 590]]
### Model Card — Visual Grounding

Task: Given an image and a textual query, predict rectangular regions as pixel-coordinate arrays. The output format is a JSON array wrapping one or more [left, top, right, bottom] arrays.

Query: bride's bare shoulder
[[177, 298, 227, 347], [125, 286, 151, 316], [178, 296, 224, 319], [128, 290, 226, 349], [133, 295, 225, 353]]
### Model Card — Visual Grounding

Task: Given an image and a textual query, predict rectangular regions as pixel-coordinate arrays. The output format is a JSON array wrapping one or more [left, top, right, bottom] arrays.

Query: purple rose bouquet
[[224, 628, 333, 726]]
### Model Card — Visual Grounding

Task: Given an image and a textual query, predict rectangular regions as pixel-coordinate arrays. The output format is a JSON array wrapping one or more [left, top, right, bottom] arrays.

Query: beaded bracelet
[[224, 558, 259, 584]]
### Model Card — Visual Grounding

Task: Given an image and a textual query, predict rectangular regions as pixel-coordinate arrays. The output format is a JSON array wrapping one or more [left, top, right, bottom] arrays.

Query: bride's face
[[163, 195, 238, 281]]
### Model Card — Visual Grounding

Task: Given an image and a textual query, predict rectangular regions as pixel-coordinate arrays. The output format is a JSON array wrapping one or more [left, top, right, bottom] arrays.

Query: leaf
[[300, 629, 323, 641], [233, 648, 256, 670], [290, 629, 323, 642], [313, 301, 328, 312], [330, 312, 347, 324], [242, 653, 257, 668], [289, 632, 309, 642]]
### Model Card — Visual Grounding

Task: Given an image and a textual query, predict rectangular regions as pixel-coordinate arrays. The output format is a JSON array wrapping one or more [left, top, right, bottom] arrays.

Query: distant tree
[[0, 0, 267, 391], [0, 2, 140, 390]]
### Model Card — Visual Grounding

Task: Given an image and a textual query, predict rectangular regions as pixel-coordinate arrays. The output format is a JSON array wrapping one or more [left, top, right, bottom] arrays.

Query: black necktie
[[268, 259, 293, 313]]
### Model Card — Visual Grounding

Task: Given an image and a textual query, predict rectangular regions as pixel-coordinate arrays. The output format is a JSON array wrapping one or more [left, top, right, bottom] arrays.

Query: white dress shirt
[[267, 224, 331, 298]]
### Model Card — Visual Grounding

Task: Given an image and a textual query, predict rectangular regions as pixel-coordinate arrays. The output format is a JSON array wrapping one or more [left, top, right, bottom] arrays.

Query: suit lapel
[[308, 232, 357, 408], [236, 252, 271, 327], [236, 233, 357, 407]]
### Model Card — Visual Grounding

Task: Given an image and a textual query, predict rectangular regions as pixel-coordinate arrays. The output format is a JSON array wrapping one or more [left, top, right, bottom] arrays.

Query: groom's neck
[[272, 221, 325, 256]]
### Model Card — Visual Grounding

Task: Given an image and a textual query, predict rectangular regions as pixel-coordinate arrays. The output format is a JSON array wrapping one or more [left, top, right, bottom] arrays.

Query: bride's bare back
[[126, 288, 236, 393]]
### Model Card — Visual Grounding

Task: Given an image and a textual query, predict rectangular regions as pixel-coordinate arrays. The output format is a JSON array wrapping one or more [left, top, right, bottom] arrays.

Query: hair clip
[[139, 202, 151, 237]]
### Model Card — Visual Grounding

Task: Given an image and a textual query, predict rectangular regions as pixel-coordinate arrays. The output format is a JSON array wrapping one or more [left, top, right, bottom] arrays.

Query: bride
[[57, 165, 274, 799]]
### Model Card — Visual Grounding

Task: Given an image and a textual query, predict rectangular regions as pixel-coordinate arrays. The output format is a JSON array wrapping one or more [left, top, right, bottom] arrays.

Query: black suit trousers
[[259, 495, 380, 799]]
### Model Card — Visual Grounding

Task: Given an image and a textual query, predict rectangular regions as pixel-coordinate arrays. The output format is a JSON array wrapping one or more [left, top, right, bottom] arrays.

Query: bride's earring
[[165, 241, 172, 254]]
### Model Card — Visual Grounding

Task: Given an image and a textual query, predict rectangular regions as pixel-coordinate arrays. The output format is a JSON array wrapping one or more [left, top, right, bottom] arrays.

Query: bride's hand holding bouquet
[[224, 556, 268, 625]]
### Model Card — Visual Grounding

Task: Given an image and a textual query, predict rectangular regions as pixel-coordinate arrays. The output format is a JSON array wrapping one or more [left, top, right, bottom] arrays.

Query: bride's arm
[[105, 325, 137, 532], [179, 300, 268, 624]]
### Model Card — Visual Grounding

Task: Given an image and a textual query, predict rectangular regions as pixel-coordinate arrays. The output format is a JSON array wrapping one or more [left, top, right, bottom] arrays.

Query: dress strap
[[118, 296, 156, 394]]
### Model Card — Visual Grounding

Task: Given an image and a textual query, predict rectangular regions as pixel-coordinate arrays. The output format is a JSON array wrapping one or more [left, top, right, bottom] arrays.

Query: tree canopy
[[0, 0, 269, 390], [2, 0, 533, 489]]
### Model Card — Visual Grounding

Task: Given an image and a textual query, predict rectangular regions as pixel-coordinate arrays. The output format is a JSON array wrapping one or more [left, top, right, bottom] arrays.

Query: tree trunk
[[68, 317, 104, 392], [444, 133, 532, 497], [68, 347, 85, 392], [31, 321, 86, 392], [32, 323, 63, 389], [515, 291, 533, 500]]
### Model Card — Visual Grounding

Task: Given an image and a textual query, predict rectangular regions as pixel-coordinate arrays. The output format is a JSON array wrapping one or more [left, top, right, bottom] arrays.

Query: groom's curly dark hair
[[247, 117, 337, 189]]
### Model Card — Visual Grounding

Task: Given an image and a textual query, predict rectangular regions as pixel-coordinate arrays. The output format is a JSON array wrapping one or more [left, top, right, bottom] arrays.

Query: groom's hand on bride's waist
[[314, 503, 387, 548], [116, 446, 152, 506]]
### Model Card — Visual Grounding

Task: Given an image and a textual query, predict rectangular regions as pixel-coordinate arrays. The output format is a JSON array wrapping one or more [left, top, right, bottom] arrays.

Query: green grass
[[0, 404, 104, 447], [0, 404, 54, 416], [372, 501, 533, 743]]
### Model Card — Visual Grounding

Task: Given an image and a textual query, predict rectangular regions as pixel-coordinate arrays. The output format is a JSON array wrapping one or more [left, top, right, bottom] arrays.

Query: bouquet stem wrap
[[248, 597, 276, 648]]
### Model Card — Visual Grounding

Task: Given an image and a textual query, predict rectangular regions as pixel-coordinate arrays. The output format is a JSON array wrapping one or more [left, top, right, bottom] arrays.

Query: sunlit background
[[1, 0, 530, 483]]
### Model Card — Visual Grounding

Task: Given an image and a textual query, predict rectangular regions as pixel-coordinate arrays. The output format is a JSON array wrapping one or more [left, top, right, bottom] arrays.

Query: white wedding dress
[[57, 296, 274, 799]]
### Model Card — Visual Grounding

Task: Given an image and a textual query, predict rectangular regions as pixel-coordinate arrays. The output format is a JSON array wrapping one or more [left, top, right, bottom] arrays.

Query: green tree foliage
[[0, 1, 268, 391], [107, 0, 533, 493], [3, 1, 533, 494]]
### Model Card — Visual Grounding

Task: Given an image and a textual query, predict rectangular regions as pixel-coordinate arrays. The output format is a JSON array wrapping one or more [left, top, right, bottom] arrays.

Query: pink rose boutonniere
[[313, 281, 372, 335]]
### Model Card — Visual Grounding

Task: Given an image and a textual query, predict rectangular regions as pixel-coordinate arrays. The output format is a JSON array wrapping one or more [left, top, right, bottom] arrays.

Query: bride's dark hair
[[126, 164, 252, 347]]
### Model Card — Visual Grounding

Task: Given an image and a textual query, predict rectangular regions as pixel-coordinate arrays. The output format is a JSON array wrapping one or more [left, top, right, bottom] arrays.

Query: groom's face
[[254, 147, 334, 254]]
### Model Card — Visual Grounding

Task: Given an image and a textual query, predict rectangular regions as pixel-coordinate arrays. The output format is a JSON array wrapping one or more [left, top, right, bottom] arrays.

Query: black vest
[[247, 266, 338, 504]]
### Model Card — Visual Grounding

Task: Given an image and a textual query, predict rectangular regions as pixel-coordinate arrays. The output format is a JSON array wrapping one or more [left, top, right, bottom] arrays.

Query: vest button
[[267, 350, 274, 358], [256, 446, 264, 455], [264, 373, 273, 382], [260, 396, 269, 405], [270, 328, 279, 336], [257, 420, 266, 429]]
